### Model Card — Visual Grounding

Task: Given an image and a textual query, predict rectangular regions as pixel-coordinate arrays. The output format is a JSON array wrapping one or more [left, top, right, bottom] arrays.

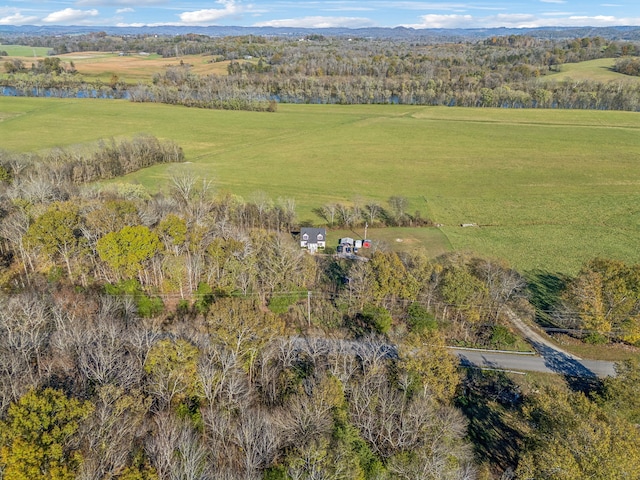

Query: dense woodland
[[3, 33, 640, 110], [0, 136, 639, 479]]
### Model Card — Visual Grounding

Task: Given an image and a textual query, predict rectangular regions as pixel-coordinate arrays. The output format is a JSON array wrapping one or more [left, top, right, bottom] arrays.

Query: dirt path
[[503, 307, 582, 360]]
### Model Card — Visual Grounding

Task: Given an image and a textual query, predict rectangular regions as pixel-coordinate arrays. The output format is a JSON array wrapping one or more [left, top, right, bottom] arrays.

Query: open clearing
[[543, 57, 640, 83], [1, 49, 235, 83], [0, 44, 50, 57], [1, 97, 639, 274], [58, 52, 232, 82]]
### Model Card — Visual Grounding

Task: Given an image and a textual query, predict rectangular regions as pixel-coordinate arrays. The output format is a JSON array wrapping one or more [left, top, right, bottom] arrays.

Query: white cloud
[[254, 15, 376, 28], [0, 12, 39, 25], [403, 14, 472, 28], [322, 7, 376, 12], [540, 0, 566, 4], [116, 8, 135, 14], [116, 22, 146, 27], [405, 12, 640, 28], [374, 2, 470, 10], [507, 14, 640, 28], [178, 0, 241, 25], [491, 13, 539, 25], [42, 8, 99, 23], [76, 0, 164, 5]]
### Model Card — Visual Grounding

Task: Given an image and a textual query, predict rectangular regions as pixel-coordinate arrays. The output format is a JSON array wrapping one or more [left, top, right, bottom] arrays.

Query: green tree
[[440, 265, 487, 322], [0, 388, 93, 480], [564, 258, 640, 341], [357, 304, 392, 335], [157, 214, 187, 255], [517, 387, 640, 480], [398, 330, 461, 403], [144, 339, 200, 410], [368, 251, 418, 304], [406, 302, 437, 333], [96, 225, 161, 281], [205, 297, 284, 381], [84, 199, 139, 237], [24, 202, 84, 280], [599, 358, 640, 424]]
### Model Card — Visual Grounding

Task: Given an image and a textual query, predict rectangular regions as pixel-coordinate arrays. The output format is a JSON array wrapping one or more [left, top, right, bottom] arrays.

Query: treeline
[[0, 134, 183, 187], [546, 258, 640, 345], [614, 56, 640, 76], [1, 66, 276, 112], [314, 195, 431, 228], [0, 70, 129, 99], [129, 68, 277, 112], [4, 33, 640, 110]]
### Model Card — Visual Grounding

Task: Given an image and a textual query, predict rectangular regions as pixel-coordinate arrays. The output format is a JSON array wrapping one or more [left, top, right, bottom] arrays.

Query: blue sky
[[1, 1, 639, 29]]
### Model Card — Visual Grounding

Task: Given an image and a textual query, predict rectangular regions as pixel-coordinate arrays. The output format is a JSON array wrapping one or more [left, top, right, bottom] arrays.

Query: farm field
[[0, 44, 50, 57], [1, 96, 639, 274], [543, 57, 640, 83], [0, 50, 232, 83], [58, 51, 232, 83]]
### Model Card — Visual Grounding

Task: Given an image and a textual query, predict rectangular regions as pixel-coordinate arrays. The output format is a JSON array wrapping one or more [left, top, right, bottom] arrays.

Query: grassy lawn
[[58, 52, 232, 83], [542, 58, 640, 83], [325, 227, 452, 259], [547, 334, 640, 362], [0, 50, 232, 84], [1, 97, 640, 274], [0, 45, 50, 57]]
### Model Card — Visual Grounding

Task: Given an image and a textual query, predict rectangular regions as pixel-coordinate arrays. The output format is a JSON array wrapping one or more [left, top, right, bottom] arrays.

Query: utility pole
[[364, 222, 368, 239], [307, 291, 311, 327]]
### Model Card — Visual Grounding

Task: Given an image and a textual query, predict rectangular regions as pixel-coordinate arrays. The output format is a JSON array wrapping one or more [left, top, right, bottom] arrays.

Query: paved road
[[292, 305, 619, 378], [452, 347, 616, 378], [449, 307, 616, 378], [291, 333, 617, 378]]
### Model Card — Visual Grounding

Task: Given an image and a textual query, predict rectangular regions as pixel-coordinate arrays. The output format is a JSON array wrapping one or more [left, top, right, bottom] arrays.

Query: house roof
[[300, 227, 326, 241]]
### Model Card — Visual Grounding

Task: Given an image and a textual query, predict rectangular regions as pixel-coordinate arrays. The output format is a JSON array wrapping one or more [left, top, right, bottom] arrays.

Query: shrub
[[407, 302, 437, 333]]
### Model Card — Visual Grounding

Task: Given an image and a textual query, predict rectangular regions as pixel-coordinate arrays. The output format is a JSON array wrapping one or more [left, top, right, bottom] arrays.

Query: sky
[[1, 0, 640, 29]]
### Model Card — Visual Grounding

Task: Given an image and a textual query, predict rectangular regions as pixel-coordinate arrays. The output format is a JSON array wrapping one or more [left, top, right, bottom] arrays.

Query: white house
[[300, 227, 326, 253]]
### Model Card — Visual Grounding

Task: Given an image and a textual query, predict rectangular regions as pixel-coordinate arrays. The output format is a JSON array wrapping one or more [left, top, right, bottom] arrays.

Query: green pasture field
[[0, 45, 50, 57], [543, 58, 640, 83], [1, 97, 639, 274], [327, 228, 452, 259]]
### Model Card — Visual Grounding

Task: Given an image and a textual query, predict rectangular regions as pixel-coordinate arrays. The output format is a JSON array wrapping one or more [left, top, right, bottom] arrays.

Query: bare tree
[[388, 195, 409, 224], [233, 408, 281, 477], [0, 293, 54, 411], [78, 385, 150, 480], [365, 201, 382, 225], [146, 412, 211, 480]]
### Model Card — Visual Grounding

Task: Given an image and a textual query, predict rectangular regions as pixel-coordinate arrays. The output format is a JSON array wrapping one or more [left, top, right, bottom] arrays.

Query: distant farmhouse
[[299, 227, 326, 253]]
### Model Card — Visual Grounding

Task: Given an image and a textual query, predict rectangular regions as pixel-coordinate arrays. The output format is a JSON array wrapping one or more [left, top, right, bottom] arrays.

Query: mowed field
[[543, 57, 640, 83], [58, 52, 232, 82], [1, 96, 639, 274], [0, 45, 50, 57], [0, 47, 235, 83]]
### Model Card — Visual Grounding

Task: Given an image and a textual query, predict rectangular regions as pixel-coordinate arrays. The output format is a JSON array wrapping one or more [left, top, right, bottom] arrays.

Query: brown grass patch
[[57, 52, 233, 81]]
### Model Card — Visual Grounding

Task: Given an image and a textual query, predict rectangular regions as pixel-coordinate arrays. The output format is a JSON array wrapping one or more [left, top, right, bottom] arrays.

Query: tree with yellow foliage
[[0, 388, 93, 480]]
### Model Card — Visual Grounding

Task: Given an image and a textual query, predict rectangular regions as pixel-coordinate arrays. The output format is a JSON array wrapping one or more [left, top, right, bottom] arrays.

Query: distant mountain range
[[1, 24, 640, 41]]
